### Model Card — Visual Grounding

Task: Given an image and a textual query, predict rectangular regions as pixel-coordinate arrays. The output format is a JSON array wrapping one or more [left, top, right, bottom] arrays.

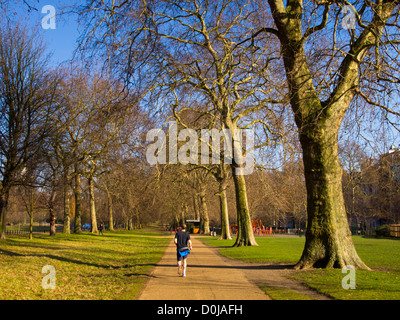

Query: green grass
[[0, 228, 170, 300], [293, 268, 400, 300], [201, 235, 400, 300], [258, 284, 313, 300], [202, 236, 306, 264]]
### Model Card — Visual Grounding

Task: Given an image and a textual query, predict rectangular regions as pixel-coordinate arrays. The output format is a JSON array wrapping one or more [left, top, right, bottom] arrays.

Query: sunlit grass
[[201, 235, 400, 300], [0, 229, 169, 300], [258, 284, 313, 300]]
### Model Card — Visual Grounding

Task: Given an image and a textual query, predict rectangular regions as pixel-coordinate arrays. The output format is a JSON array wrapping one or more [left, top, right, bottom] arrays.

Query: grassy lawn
[[202, 236, 306, 264], [201, 235, 400, 300], [0, 228, 170, 300]]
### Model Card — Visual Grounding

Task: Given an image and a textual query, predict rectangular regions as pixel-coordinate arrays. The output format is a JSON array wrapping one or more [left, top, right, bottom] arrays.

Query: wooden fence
[[390, 224, 400, 238]]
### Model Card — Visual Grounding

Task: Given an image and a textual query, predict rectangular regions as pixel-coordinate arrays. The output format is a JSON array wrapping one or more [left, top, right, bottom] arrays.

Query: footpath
[[137, 236, 268, 300]]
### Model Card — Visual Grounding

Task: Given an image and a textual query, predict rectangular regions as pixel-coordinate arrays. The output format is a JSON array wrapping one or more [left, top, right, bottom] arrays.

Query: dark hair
[[181, 224, 187, 230]]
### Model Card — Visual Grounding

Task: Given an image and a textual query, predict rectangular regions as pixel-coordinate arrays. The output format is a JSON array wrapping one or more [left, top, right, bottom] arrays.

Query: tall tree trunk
[[193, 194, 200, 220], [199, 187, 210, 234], [231, 170, 257, 246], [225, 119, 257, 246], [105, 184, 114, 231], [29, 211, 34, 240], [49, 208, 56, 236], [74, 167, 82, 234], [63, 168, 71, 234], [49, 190, 57, 237], [88, 176, 98, 234], [135, 207, 141, 229], [180, 203, 186, 227], [216, 164, 231, 240], [267, 0, 397, 269], [218, 180, 231, 240], [295, 120, 369, 269], [0, 190, 10, 240], [128, 216, 133, 230], [29, 188, 34, 240]]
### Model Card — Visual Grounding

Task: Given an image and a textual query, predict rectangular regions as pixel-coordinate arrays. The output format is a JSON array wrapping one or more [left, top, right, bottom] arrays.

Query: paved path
[[137, 236, 268, 300]]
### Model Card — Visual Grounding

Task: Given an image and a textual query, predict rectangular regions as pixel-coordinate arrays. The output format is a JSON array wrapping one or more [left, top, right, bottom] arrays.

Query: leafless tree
[[0, 24, 57, 239], [77, 0, 288, 246], [263, 0, 399, 268]]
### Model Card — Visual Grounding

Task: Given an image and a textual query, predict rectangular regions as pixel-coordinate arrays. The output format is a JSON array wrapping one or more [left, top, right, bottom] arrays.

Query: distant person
[[174, 224, 192, 277], [98, 223, 104, 235]]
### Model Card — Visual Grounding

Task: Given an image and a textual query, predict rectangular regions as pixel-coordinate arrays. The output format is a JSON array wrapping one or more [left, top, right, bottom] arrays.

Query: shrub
[[375, 224, 391, 237]]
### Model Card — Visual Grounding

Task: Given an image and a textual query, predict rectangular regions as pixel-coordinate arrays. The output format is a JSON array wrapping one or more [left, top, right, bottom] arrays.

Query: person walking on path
[[174, 224, 192, 277]]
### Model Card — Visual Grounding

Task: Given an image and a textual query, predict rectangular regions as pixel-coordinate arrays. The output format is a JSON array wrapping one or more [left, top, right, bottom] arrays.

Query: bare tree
[[77, 0, 287, 246], [0, 24, 56, 239], [50, 64, 139, 234], [263, 0, 400, 268]]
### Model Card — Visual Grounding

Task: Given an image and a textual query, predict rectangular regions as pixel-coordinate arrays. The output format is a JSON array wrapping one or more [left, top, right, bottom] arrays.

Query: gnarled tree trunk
[[295, 119, 369, 269]]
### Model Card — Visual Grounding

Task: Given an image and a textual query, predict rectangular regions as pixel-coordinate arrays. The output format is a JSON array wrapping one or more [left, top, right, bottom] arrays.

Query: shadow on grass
[[124, 272, 158, 278], [0, 248, 159, 270]]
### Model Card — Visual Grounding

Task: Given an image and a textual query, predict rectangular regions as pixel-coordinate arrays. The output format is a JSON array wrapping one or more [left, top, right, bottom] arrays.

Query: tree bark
[[0, 190, 10, 240], [215, 163, 231, 240], [49, 190, 57, 237], [89, 176, 98, 234], [74, 168, 82, 234], [29, 188, 34, 240], [224, 118, 257, 246], [135, 207, 142, 229], [0, 173, 11, 240], [218, 180, 231, 240], [265, 0, 396, 268], [127, 216, 133, 230], [231, 170, 257, 246], [295, 121, 369, 269], [105, 185, 114, 231], [199, 187, 210, 234], [49, 208, 56, 237], [63, 167, 71, 234], [193, 194, 200, 220]]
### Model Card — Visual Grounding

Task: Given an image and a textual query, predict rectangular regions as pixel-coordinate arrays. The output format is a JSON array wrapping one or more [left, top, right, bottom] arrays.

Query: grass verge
[[0, 228, 170, 300], [201, 235, 400, 300], [258, 284, 313, 300]]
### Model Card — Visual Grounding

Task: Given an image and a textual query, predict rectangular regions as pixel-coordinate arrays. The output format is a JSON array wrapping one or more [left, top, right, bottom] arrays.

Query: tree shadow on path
[[155, 263, 294, 270]]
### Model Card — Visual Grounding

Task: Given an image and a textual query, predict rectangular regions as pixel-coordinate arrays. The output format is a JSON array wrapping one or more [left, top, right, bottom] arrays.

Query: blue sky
[[12, 0, 80, 65]]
